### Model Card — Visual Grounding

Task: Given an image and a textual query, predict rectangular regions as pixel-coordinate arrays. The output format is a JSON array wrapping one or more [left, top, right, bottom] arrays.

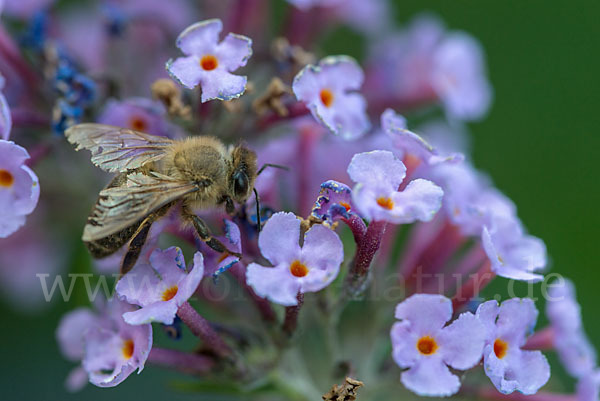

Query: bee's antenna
[[257, 163, 290, 176], [253, 187, 261, 233]]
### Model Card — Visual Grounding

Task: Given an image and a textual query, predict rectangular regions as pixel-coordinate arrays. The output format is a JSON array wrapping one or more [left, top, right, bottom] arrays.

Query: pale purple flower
[[0, 140, 40, 238], [578, 370, 600, 401], [431, 32, 493, 121], [482, 215, 547, 282], [476, 298, 550, 395], [56, 298, 153, 389], [391, 294, 485, 396], [246, 212, 344, 306], [98, 97, 170, 137], [426, 162, 515, 235], [381, 108, 463, 166], [83, 300, 153, 387], [116, 247, 205, 325], [106, 0, 197, 33], [167, 19, 252, 102], [348, 150, 443, 224], [0, 75, 11, 140], [311, 180, 355, 226], [365, 14, 491, 121], [547, 279, 597, 378], [293, 56, 370, 140]]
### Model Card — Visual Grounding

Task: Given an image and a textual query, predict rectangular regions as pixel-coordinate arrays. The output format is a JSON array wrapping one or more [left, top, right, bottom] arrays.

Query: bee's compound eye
[[233, 171, 249, 198]]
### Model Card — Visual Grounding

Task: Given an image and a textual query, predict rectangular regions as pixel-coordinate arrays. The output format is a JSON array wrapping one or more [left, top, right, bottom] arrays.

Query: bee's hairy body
[[65, 124, 257, 273]]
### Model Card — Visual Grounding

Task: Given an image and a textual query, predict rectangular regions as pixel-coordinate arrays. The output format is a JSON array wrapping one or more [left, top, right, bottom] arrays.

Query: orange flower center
[[0, 170, 14, 187], [290, 260, 309, 277], [376, 197, 394, 210], [129, 116, 147, 132], [122, 339, 134, 360], [162, 285, 178, 301], [200, 55, 218, 71], [494, 338, 508, 359], [339, 201, 351, 212], [416, 336, 438, 355], [320, 88, 334, 107]]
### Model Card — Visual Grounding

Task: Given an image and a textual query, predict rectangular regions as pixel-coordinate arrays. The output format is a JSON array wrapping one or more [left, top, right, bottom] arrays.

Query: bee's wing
[[65, 123, 174, 173], [82, 172, 198, 241]]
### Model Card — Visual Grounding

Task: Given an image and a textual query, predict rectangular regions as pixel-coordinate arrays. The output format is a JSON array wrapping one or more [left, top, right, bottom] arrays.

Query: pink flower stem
[[177, 301, 233, 359], [148, 347, 215, 375], [346, 220, 387, 296], [257, 101, 310, 130], [341, 214, 367, 245], [297, 122, 319, 216], [229, 263, 276, 322], [452, 260, 495, 310], [398, 217, 444, 281], [283, 292, 304, 336], [523, 326, 555, 350], [11, 108, 50, 127]]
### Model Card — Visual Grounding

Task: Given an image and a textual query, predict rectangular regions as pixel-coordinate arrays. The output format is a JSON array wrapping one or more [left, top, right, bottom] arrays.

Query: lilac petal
[[482, 226, 545, 282], [484, 345, 550, 395], [300, 224, 343, 288], [401, 356, 461, 396], [329, 92, 371, 140], [546, 278, 582, 333], [476, 300, 501, 340], [122, 300, 179, 325], [11, 165, 40, 215], [347, 150, 406, 189], [149, 247, 187, 286], [246, 263, 301, 306], [116, 263, 162, 306], [198, 69, 247, 102], [389, 179, 444, 223], [496, 298, 538, 347], [390, 320, 421, 368], [438, 312, 485, 370], [318, 56, 364, 92], [577, 370, 600, 401], [83, 328, 135, 387], [176, 19, 222, 56], [394, 294, 452, 335], [0, 92, 11, 140], [215, 33, 253, 70], [0, 212, 25, 238], [166, 56, 203, 89], [554, 330, 597, 378], [223, 220, 242, 253], [258, 212, 302, 266], [0, 140, 30, 168], [173, 252, 205, 304], [57, 308, 98, 361]]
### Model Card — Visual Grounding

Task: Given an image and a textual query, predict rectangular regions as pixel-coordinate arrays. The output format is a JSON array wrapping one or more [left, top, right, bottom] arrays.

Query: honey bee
[[65, 123, 259, 275]]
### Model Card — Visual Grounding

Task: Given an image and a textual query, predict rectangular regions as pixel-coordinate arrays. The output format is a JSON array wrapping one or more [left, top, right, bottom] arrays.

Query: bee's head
[[229, 144, 257, 203]]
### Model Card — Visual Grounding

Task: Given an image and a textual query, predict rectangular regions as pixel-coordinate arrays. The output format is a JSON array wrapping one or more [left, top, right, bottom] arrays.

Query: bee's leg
[[184, 211, 242, 259], [121, 216, 154, 276], [120, 204, 173, 276]]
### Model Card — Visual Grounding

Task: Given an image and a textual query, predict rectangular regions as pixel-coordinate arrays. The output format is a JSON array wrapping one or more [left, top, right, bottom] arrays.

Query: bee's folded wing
[[82, 172, 198, 241], [65, 123, 174, 173]]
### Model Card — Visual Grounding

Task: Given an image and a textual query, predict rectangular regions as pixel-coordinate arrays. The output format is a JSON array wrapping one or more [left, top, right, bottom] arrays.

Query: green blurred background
[[1, 0, 599, 399]]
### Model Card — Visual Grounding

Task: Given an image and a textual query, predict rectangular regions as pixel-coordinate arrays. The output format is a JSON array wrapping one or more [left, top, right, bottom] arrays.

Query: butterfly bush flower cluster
[[0, 2, 595, 400]]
